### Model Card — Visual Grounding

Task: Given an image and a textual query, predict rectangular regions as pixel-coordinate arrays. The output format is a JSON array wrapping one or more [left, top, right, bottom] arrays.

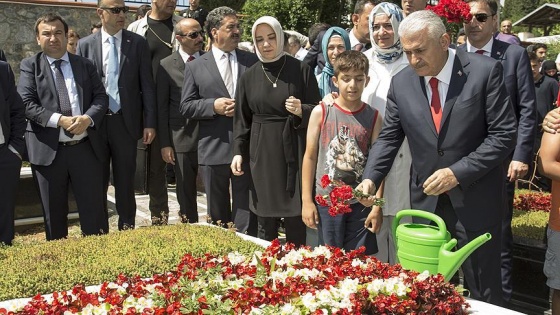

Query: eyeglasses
[[472, 13, 495, 23], [179, 31, 205, 39], [100, 6, 130, 14]]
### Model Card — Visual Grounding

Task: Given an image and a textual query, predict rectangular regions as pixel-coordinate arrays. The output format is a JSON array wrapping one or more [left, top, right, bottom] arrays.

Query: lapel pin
[[497, 51, 501, 56], [457, 70, 462, 76]]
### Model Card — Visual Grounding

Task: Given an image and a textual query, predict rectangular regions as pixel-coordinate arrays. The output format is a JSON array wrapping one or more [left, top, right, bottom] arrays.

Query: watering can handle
[[392, 209, 448, 240]]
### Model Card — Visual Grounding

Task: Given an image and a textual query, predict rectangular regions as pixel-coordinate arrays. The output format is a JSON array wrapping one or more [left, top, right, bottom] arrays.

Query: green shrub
[[0, 225, 264, 301], [512, 189, 550, 243]]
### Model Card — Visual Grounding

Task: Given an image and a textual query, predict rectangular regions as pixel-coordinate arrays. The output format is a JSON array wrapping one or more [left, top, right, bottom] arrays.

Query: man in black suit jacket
[[0, 49, 6, 62], [180, 6, 258, 235], [77, 0, 157, 231], [18, 13, 109, 241], [461, 0, 537, 302], [157, 18, 203, 223], [0, 61, 25, 245], [357, 11, 517, 305]]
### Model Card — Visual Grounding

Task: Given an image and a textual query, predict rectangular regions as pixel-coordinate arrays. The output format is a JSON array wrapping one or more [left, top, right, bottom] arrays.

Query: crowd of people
[[1, 0, 560, 312]]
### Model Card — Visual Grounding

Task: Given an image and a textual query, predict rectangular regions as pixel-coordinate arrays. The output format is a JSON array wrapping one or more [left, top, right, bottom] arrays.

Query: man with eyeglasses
[[180, 6, 258, 235], [77, 0, 157, 230], [128, 0, 183, 225], [460, 0, 537, 305], [18, 13, 108, 240], [157, 18, 204, 224]]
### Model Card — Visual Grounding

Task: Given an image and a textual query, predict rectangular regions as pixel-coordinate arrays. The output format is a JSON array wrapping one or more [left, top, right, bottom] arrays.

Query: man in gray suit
[[0, 61, 25, 246], [180, 6, 258, 235], [18, 13, 109, 240], [157, 18, 203, 223], [77, 0, 157, 230], [357, 11, 517, 305]]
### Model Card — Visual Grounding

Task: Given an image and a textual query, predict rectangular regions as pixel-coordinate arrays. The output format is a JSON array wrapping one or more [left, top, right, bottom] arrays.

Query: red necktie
[[187, 55, 195, 62], [475, 49, 485, 55], [429, 77, 442, 133]]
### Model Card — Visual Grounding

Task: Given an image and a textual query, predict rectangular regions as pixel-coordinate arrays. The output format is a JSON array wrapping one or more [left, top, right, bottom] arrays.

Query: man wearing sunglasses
[[460, 0, 537, 305], [128, 0, 183, 226], [77, 0, 157, 230], [157, 18, 204, 224]]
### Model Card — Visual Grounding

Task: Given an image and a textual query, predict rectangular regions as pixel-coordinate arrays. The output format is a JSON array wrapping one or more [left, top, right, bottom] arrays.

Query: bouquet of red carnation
[[427, 0, 472, 39], [315, 174, 385, 217]]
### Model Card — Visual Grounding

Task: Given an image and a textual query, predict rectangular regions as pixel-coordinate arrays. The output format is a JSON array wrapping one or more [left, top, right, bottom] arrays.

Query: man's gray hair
[[398, 10, 446, 41], [206, 6, 237, 40]]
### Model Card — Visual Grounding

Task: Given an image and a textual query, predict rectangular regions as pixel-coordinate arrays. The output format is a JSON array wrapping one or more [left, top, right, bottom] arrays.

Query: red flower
[[320, 174, 331, 188], [316, 175, 384, 217], [427, 0, 472, 24]]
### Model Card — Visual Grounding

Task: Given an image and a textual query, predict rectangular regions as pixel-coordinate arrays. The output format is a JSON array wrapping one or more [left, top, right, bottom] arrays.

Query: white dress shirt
[[211, 47, 238, 96], [466, 37, 493, 57], [178, 49, 200, 63], [424, 48, 457, 109], [45, 53, 87, 141]]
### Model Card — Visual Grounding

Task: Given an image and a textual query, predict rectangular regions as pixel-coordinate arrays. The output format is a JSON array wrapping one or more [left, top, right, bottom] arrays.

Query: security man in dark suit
[[18, 13, 109, 240], [77, 0, 157, 230], [157, 18, 203, 223], [0, 61, 25, 246], [460, 0, 537, 303], [180, 7, 258, 235]]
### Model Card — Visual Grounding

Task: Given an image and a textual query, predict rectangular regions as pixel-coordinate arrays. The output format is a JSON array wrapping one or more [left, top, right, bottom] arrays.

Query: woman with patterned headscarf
[[362, 2, 411, 265], [231, 16, 320, 246], [317, 27, 351, 98]]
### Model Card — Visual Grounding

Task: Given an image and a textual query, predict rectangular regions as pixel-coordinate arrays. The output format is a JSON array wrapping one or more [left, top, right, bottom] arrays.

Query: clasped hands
[[214, 97, 235, 117], [58, 115, 90, 135]]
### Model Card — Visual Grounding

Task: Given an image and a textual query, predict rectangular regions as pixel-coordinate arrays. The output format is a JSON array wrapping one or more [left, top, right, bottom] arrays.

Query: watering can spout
[[438, 233, 492, 281]]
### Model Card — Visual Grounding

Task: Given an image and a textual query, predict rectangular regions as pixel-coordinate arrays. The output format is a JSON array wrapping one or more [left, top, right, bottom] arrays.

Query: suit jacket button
[[438, 150, 444, 156]]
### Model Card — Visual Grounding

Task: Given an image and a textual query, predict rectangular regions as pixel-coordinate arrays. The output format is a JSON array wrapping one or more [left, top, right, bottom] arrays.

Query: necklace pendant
[[273, 83, 277, 88]]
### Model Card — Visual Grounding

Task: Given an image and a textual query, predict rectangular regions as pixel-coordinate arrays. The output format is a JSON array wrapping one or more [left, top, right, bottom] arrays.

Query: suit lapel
[[417, 76, 438, 137], [119, 30, 131, 73], [235, 49, 246, 80], [204, 50, 230, 97], [93, 32, 103, 76], [174, 51, 185, 73], [440, 54, 467, 129], [490, 39, 507, 61], [41, 54, 59, 110]]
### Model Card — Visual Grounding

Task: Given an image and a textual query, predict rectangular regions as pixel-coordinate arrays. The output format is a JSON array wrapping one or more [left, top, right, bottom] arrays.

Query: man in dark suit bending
[[18, 13, 109, 240], [77, 0, 157, 230], [180, 6, 257, 235], [157, 18, 204, 223], [459, 0, 537, 303], [357, 10, 517, 305]]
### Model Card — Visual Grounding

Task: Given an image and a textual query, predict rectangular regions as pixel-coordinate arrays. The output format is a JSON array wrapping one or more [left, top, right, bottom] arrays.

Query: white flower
[[227, 252, 247, 265]]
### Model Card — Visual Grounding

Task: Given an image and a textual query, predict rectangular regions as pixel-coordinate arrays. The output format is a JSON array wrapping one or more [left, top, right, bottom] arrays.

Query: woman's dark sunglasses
[[100, 6, 130, 14], [180, 31, 205, 39], [473, 13, 494, 23]]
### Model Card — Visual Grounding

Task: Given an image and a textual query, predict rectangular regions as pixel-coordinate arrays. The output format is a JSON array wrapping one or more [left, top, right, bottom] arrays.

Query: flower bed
[[0, 240, 469, 314]]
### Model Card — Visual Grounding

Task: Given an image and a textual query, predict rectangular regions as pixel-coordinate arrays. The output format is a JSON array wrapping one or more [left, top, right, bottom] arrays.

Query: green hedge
[[0, 225, 264, 301]]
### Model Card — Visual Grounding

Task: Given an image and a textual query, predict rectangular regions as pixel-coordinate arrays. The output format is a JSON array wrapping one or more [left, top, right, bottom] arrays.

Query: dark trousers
[[101, 115, 138, 230], [0, 145, 21, 245], [174, 151, 198, 223], [200, 164, 257, 236], [147, 135, 168, 218], [32, 141, 107, 240], [435, 193, 503, 306], [502, 180, 515, 301], [257, 215, 306, 247]]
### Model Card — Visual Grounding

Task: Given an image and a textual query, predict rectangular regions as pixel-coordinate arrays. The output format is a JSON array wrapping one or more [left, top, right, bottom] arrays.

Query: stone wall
[[0, 1, 134, 78]]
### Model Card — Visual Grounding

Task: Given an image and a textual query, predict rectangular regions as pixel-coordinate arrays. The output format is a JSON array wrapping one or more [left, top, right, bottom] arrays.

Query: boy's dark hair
[[527, 51, 540, 63], [34, 13, 68, 36], [333, 50, 369, 77]]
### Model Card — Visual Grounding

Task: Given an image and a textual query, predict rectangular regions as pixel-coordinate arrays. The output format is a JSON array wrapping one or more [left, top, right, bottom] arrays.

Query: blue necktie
[[107, 36, 120, 113]]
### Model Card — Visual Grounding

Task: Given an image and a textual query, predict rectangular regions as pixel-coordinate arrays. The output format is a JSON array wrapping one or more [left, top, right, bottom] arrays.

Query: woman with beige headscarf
[[231, 16, 320, 246]]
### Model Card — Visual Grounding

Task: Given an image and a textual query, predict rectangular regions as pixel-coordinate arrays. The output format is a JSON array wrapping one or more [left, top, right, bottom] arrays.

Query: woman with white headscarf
[[362, 2, 411, 264], [231, 16, 320, 246]]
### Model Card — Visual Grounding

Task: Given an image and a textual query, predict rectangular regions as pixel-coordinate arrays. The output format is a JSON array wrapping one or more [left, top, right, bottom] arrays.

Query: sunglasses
[[472, 13, 495, 23], [179, 31, 205, 39], [100, 6, 130, 14]]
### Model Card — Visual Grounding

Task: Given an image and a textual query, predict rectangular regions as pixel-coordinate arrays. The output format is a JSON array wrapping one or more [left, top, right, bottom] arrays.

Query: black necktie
[[53, 59, 74, 138]]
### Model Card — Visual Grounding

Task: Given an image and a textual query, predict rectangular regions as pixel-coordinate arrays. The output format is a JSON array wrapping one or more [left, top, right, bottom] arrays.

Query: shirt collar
[[211, 46, 237, 61], [46, 52, 70, 65], [178, 49, 200, 63], [101, 29, 123, 44], [425, 48, 456, 87], [348, 29, 360, 49], [466, 36, 493, 55]]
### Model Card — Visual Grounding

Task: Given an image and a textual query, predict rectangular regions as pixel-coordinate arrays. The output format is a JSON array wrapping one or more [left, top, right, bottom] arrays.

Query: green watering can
[[392, 209, 491, 281]]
